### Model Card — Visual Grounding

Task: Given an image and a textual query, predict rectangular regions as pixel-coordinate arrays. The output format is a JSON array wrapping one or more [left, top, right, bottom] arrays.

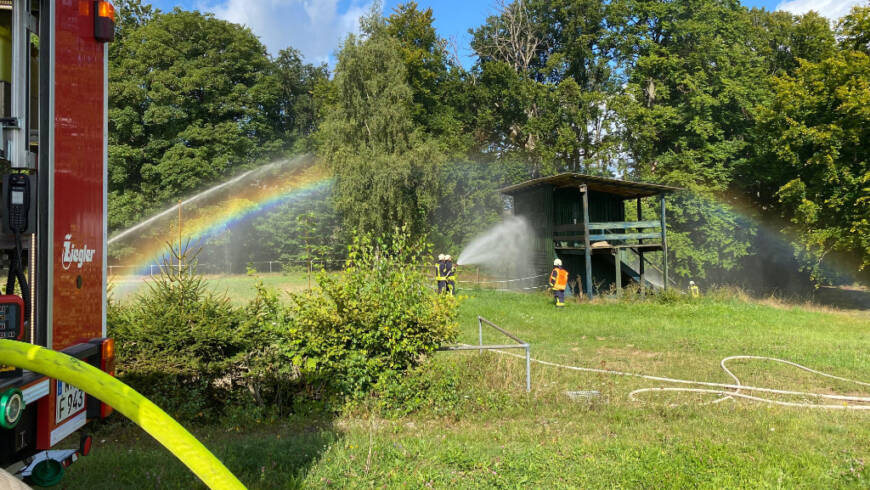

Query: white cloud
[[776, 0, 865, 20], [200, 0, 374, 63]]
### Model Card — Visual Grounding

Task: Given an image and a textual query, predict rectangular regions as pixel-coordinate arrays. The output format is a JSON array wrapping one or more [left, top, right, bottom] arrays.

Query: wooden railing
[[553, 220, 661, 242]]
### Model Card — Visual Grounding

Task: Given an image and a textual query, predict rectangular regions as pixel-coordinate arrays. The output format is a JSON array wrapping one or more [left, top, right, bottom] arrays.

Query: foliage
[[384, 2, 452, 133], [79, 289, 870, 488], [371, 358, 461, 417], [107, 8, 326, 232], [108, 249, 249, 421], [111, 0, 155, 42], [316, 10, 445, 239], [838, 4, 870, 54], [107, 0, 870, 291], [470, 0, 626, 175], [282, 229, 459, 397], [612, 0, 764, 187], [109, 230, 458, 419], [753, 45, 870, 276], [272, 48, 330, 147]]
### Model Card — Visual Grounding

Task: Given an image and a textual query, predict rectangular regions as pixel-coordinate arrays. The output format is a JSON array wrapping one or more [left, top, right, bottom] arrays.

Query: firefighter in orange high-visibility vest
[[549, 258, 569, 307]]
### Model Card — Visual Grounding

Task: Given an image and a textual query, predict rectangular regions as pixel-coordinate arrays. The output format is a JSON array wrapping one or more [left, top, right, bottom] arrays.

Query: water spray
[[110, 165, 260, 245], [108, 155, 330, 276], [456, 216, 541, 290]]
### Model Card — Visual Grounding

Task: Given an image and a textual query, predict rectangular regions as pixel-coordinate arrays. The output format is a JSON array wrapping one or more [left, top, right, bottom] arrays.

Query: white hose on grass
[[490, 350, 870, 410]]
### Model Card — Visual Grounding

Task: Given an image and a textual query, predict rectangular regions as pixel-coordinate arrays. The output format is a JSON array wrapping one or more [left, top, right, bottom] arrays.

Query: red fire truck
[[0, 0, 116, 476]]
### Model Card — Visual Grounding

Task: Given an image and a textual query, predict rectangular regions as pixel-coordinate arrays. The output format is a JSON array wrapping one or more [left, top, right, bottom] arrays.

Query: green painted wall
[[512, 185, 630, 295], [513, 185, 555, 280], [553, 188, 625, 225]]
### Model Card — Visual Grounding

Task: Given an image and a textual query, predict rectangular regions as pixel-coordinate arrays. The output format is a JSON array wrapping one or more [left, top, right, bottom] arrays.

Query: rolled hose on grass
[[0, 340, 245, 489]]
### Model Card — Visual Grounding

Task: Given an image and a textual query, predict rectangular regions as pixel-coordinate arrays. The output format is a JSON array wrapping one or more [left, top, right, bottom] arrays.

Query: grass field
[[110, 272, 312, 303], [65, 286, 870, 488]]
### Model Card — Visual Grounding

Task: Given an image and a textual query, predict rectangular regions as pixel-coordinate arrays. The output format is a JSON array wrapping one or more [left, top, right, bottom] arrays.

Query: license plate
[[55, 381, 85, 423]]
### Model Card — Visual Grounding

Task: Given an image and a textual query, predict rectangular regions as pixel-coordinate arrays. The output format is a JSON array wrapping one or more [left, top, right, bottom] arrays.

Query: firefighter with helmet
[[689, 280, 700, 298], [549, 258, 569, 307], [444, 255, 456, 295], [435, 254, 447, 294]]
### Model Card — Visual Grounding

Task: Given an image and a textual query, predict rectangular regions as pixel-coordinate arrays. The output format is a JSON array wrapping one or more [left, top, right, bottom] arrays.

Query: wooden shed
[[500, 173, 681, 297]]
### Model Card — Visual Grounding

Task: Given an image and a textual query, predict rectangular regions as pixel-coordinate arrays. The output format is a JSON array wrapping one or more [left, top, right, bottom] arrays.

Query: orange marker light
[[101, 337, 114, 362], [100, 337, 116, 417], [94, 1, 115, 42], [97, 0, 114, 21]]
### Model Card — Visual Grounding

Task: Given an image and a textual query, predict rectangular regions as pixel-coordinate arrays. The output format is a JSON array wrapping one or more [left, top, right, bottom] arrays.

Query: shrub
[[108, 250, 250, 421], [252, 228, 459, 401], [109, 229, 458, 420]]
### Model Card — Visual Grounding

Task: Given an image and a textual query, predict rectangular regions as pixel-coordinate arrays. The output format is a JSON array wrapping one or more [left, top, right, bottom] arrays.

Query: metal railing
[[438, 316, 531, 392]]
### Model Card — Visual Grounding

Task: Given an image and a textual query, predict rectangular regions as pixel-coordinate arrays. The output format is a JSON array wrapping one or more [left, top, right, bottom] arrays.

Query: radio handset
[[2, 174, 31, 335], [6, 174, 30, 234]]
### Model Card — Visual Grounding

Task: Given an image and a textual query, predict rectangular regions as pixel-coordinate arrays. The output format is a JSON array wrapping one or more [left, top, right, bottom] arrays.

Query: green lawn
[[64, 289, 870, 488], [110, 272, 313, 304]]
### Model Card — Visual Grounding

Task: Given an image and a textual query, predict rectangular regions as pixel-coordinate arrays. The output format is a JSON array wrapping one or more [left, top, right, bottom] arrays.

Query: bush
[[108, 229, 458, 421], [248, 229, 459, 401], [108, 251, 250, 421]]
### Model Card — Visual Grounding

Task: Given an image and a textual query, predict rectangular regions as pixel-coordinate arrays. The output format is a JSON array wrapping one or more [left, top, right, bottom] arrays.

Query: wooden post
[[614, 249, 621, 296], [581, 185, 593, 298], [637, 198, 645, 295], [660, 194, 668, 291]]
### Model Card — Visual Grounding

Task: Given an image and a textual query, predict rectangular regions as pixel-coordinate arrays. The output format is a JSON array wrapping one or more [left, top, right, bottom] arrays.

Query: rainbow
[[109, 155, 332, 277]]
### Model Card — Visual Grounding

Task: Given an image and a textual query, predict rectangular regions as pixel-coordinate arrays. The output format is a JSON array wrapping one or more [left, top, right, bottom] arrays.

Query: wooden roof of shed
[[499, 173, 681, 199]]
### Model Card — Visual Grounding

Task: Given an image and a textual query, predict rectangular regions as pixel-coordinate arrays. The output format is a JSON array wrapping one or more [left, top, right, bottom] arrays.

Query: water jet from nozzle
[[457, 216, 537, 287]]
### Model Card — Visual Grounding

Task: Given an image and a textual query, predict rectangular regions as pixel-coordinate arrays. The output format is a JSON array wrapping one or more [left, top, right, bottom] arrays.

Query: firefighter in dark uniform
[[435, 254, 446, 294], [549, 258, 568, 307], [444, 254, 456, 295]]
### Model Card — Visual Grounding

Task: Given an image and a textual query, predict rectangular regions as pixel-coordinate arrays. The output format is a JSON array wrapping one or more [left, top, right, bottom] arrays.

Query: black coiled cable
[[6, 232, 30, 327]]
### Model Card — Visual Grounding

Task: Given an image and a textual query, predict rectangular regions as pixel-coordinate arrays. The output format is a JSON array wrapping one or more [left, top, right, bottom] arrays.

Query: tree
[[111, 0, 156, 43], [838, 4, 870, 54], [384, 2, 452, 132], [108, 9, 283, 230], [605, 0, 779, 278], [470, 0, 625, 175], [471, 0, 544, 74], [317, 11, 444, 239], [272, 48, 329, 147], [754, 50, 870, 277], [747, 8, 835, 76], [470, 0, 548, 166]]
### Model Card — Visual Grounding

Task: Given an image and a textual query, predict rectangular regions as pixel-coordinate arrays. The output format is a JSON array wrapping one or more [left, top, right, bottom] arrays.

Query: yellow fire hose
[[0, 340, 245, 489]]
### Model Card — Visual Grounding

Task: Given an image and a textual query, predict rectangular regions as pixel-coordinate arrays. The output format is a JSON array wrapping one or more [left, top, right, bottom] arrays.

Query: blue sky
[[146, 0, 864, 66]]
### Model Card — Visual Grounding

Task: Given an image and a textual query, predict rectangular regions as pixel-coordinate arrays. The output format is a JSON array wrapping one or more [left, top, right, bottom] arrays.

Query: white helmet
[[689, 280, 695, 285], [438, 254, 445, 261], [554, 259, 562, 267], [445, 255, 452, 261]]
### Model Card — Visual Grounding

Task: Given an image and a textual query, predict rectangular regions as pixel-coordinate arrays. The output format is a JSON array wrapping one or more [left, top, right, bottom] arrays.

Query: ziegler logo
[[62, 234, 95, 270]]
